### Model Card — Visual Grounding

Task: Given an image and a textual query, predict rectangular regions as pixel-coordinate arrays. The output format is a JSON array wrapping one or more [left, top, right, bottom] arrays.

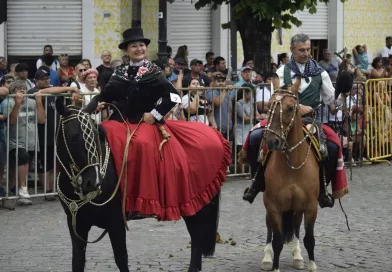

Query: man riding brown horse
[[242, 33, 349, 208]]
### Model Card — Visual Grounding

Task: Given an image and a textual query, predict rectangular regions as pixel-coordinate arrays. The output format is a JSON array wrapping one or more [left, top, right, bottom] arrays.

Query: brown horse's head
[[264, 76, 301, 151]]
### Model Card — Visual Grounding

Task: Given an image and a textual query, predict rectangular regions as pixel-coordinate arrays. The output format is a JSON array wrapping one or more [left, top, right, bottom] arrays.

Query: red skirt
[[101, 120, 231, 221]]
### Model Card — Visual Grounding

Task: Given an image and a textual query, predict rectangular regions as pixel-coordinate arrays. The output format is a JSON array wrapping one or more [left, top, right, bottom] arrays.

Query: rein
[[264, 90, 317, 170]]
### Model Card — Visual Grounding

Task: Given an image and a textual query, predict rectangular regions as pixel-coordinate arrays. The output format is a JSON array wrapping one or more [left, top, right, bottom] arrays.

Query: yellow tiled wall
[[141, 1, 159, 60], [271, 28, 294, 64], [94, 0, 158, 61], [344, 0, 392, 60], [94, 0, 124, 60], [94, 0, 133, 61], [120, 0, 133, 35]]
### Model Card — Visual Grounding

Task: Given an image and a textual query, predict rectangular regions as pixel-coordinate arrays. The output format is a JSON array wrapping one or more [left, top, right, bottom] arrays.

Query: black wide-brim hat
[[118, 27, 151, 50]]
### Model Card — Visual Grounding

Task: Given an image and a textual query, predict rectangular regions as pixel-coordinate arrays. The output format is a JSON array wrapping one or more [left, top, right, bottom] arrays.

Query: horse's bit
[[56, 106, 113, 243], [264, 90, 316, 170]]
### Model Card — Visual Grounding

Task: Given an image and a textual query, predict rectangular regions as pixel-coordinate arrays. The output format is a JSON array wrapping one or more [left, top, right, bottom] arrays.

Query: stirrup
[[318, 193, 335, 208], [320, 142, 328, 161]]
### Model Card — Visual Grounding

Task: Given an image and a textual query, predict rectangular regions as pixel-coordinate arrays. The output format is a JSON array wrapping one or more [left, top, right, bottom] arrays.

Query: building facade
[[0, 0, 391, 70]]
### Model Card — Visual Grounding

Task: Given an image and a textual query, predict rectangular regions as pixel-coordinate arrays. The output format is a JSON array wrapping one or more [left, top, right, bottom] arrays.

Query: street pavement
[[0, 163, 391, 272]]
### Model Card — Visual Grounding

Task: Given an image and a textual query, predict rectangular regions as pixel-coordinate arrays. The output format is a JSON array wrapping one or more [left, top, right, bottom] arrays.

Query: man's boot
[[243, 165, 265, 204], [318, 169, 334, 208], [243, 145, 265, 204]]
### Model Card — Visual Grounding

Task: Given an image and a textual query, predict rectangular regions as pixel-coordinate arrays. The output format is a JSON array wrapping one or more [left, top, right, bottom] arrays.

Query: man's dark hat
[[118, 28, 151, 50], [35, 68, 50, 80], [190, 59, 203, 66], [15, 63, 29, 72]]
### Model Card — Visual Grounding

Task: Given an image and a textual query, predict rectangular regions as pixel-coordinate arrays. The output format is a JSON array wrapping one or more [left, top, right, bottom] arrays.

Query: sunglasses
[[79, 69, 87, 72], [60, 53, 68, 57]]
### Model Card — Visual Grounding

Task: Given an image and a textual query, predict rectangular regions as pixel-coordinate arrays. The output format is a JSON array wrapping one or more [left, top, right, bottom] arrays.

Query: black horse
[[55, 98, 221, 272]]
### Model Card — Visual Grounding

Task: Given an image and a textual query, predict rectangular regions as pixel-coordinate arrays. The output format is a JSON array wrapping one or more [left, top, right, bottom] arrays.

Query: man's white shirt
[[271, 63, 335, 106], [380, 46, 392, 58]]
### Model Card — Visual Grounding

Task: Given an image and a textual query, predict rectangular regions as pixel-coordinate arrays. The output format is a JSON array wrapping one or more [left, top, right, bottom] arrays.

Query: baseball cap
[[241, 66, 252, 72], [35, 68, 50, 80], [190, 59, 203, 66], [175, 57, 186, 65]]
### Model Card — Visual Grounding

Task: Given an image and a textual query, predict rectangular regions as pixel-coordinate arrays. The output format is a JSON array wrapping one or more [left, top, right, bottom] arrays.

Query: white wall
[[0, 22, 5, 57], [211, 5, 230, 67], [328, 0, 344, 53], [82, 0, 96, 67]]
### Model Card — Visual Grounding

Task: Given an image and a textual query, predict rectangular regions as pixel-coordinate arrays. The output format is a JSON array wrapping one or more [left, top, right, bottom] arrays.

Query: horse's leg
[[292, 213, 304, 269], [66, 216, 91, 272], [261, 214, 273, 271], [183, 191, 220, 272], [269, 211, 283, 272], [183, 215, 203, 272], [107, 196, 129, 272], [108, 224, 129, 272], [303, 209, 318, 272]]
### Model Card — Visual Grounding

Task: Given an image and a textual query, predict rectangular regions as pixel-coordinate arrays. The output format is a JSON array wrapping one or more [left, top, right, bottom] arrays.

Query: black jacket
[[100, 61, 180, 123]]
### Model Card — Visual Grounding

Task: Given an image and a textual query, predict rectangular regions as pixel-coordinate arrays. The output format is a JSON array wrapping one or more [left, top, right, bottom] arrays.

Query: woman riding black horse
[[56, 27, 231, 272]]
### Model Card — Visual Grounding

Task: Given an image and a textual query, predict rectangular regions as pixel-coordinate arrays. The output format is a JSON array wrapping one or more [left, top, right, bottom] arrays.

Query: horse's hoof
[[293, 258, 304, 269], [308, 260, 317, 272], [261, 260, 272, 271]]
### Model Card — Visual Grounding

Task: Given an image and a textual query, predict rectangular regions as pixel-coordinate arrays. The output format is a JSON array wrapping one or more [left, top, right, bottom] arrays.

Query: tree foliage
[[167, 0, 347, 73]]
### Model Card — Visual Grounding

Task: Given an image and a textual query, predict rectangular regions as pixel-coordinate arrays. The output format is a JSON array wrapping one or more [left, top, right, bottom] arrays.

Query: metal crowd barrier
[[0, 80, 387, 206], [365, 78, 392, 163], [0, 93, 100, 208], [175, 86, 258, 177]]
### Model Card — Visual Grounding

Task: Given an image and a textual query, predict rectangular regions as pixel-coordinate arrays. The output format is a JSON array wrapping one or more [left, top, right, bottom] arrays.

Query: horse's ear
[[291, 77, 301, 95], [82, 95, 101, 114], [55, 96, 71, 117], [272, 74, 281, 91]]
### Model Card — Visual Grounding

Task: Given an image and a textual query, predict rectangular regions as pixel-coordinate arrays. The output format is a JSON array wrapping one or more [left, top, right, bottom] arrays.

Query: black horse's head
[[56, 96, 104, 196]]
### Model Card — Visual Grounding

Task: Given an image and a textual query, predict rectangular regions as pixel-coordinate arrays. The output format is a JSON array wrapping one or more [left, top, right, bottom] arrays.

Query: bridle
[[56, 106, 114, 243], [264, 90, 316, 170], [56, 106, 109, 199]]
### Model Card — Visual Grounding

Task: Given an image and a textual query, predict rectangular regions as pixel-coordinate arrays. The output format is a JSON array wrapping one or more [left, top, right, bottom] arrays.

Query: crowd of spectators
[[0, 35, 391, 202]]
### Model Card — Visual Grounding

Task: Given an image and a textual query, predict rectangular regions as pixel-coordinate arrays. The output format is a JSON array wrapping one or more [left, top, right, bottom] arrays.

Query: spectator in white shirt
[[379, 36, 392, 60], [69, 63, 87, 89], [182, 78, 217, 127], [78, 68, 105, 123], [36, 45, 60, 71], [255, 72, 273, 119]]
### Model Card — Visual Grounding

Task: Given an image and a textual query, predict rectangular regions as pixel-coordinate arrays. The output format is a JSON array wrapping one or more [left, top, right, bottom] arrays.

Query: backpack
[[67, 79, 81, 89]]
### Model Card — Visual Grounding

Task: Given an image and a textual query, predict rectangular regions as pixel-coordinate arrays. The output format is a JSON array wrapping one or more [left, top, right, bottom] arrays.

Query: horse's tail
[[202, 190, 221, 257], [282, 210, 295, 244]]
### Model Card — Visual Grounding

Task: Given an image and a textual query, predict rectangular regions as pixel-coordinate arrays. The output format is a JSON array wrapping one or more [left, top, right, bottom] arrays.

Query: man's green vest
[[283, 65, 322, 109]]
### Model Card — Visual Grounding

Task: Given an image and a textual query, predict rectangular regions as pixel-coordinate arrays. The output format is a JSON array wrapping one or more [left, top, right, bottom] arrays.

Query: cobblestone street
[[0, 164, 391, 272]]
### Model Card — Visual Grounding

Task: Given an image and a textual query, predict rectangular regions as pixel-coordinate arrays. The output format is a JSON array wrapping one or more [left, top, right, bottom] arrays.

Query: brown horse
[[261, 77, 319, 272]]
